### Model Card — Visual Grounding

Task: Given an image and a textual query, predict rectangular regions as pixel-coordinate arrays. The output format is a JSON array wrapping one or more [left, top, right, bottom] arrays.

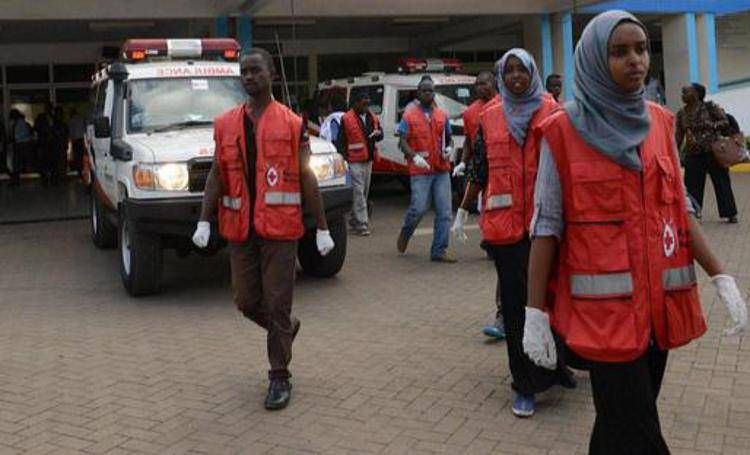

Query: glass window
[[397, 89, 417, 122], [6, 65, 49, 84], [349, 85, 384, 115], [54, 64, 95, 83], [434, 84, 473, 119], [127, 77, 246, 134]]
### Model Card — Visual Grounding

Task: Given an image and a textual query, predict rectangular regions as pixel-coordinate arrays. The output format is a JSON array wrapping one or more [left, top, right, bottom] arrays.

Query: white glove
[[451, 208, 469, 243], [452, 161, 466, 178], [523, 307, 557, 370], [192, 221, 210, 248], [711, 274, 748, 336], [412, 154, 431, 170], [316, 229, 335, 256], [443, 145, 455, 162]]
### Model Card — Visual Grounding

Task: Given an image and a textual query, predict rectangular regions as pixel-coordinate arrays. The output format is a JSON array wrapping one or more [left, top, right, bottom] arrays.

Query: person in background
[[50, 106, 69, 185], [319, 95, 347, 143], [68, 108, 86, 179], [35, 103, 54, 186], [191, 48, 335, 411], [524, 11, 747, 453], [8, 109, 34, 187], [336, 91, 383, 236], [644, 74, 665, 105], [545, 74, 563, 102], [675, 83, 738, 223], [396, 75, 456, 263], [452, 49, 574, 417]]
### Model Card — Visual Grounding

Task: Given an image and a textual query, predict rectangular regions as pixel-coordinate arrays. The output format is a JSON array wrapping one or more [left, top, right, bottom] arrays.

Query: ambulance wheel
[[91, 193, 116, 249], [298, 217, 347, 278], [118, 208, 163, 296]]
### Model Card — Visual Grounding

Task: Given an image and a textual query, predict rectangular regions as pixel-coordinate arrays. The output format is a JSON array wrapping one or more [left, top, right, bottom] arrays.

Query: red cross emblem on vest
[[266, 166, 279, 187], [662, 220, 676, 258]]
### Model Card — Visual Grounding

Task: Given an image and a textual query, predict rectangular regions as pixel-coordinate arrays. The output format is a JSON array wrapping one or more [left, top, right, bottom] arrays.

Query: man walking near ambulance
[[192, 48, 334, 410], [396, 75, 455, 262], [337, 91, 383, 236]]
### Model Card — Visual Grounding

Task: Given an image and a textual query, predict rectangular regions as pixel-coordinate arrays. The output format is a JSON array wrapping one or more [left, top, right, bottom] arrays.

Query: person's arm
[[707, 102, 730, 132], [689, 216, 724, 276], [459, 128, 487, 210], [675, 111, 686, 151], [370, 114, 384, 142], [527, 237, 558, 310], [397, 118, 415, 159], [300, 135, 328, 230], [198, 157, 222, 222], [335, 119, 347, 158]]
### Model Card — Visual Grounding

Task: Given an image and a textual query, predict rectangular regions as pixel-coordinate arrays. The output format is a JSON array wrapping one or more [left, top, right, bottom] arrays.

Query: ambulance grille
[[188, 159, 213, 192]]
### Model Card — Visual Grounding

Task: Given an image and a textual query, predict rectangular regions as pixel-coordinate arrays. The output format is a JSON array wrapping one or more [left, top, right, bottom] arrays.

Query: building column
[[697, 13, 719, 93], [662, 14, 700, 111], [541, 13, 554, 81], [551, 12, 574, 102], [237, 15, 252, 52], [522, 15, 543, 71]]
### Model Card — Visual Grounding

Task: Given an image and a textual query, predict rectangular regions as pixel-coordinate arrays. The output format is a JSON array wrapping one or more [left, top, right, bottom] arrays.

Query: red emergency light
[[121, 38, 241, 63], [397, 57, 464, 74]]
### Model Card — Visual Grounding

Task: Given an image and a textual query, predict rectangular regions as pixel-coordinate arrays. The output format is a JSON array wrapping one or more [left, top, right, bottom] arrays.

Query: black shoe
[[557, 368, 578, 389], [728, 216, 738, 224], [264, 379, 291, 410]]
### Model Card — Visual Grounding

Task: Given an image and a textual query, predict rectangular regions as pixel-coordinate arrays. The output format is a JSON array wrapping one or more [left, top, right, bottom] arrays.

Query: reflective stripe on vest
[[265, 191, 302, 206], [486, 194, 512, 210], [348, 142, 365, 150], [662, 265, 697, 291], [571, 272, 634, 298], [222, 196, 242, 211]]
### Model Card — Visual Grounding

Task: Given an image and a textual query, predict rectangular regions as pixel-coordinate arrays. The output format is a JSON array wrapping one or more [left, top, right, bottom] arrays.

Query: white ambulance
[[316, 58, 476, 184], [87, 39, 351, 296]]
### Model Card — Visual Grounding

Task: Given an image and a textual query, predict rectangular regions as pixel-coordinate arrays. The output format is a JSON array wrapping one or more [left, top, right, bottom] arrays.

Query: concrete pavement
[[0, 178, 749, 454]]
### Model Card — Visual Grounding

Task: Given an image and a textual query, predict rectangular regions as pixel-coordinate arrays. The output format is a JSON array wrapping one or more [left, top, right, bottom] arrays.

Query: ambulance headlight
[[133, 162, 189, 191], [309, 153, 347, 183]]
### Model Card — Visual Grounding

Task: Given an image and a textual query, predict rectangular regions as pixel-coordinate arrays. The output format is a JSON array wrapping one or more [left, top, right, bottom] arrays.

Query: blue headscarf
[[564, 10, 651, 171], [496, 48, 544, 146]]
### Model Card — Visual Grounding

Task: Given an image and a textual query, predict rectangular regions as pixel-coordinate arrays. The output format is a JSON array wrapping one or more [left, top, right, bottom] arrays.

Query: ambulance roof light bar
[[121, 38, 240, 63], [397, 57, 464, 74]]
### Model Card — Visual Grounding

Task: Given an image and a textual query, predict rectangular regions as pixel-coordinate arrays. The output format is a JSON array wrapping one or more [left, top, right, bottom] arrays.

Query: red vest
[[341, 109, 379, 163], [214, 101, 305, 242], [462, 95, 499, 146], [479, 93, 557, 245], [403, 103, 451, 175], [542, 102, 706, 362]]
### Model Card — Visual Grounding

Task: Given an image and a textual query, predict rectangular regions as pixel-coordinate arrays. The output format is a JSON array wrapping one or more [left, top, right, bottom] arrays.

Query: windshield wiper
[[150, 120, 213, 134]]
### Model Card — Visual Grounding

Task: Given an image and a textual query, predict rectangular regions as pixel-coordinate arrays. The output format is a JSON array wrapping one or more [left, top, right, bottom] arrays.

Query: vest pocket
[[566, 297, 639, 360], [566, 221, 629, 274], [662, 265, 706, 348], [264, 130, 293, 157], [656, 154, 676, 205], [570, 162, 624, 214]]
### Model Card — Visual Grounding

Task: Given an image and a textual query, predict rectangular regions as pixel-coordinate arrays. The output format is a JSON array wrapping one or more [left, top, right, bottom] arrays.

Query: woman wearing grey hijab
[[451, 48, 573, 418], [524, 10, 747, 454]]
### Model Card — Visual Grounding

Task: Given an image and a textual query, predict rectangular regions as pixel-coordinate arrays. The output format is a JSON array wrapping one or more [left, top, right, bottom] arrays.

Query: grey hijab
[[565, 10, 651, 170], [496, 48, 544, 146]]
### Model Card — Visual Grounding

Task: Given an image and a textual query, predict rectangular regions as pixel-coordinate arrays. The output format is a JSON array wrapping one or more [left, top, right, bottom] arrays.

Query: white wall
[[716, 12, 750, 85], [709, 85, 750, 134]]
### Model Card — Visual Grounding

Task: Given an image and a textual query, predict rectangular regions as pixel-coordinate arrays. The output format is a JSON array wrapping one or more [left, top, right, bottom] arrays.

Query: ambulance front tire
[[298, 217, 347, 278], [91, 192, 116, 249], [118, 207, 163, 297]]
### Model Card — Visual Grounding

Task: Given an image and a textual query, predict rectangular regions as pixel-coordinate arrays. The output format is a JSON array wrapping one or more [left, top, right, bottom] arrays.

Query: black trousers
[[588, 343, 670, 455], [487, 238, 565, 395], [684, 153, 737, 218]]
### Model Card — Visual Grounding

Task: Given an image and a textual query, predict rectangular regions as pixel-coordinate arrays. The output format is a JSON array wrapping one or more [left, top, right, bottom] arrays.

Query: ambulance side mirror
[[93, 117, 111, 138]]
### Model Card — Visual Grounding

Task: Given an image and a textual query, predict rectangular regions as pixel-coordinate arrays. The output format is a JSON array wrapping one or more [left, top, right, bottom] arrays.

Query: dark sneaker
[[431, 252, 457, 263], [512, 393, 535, 418], [728, 216, 738, 224], [482, 316, 506, 339], [264, 379, 292, 410], [397, 233, 409, 253]]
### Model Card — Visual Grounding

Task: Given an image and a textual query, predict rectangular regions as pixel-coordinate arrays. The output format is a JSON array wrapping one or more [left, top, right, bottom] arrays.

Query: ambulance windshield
[[434, 84, 473, 119], [127, 77, 246, 133]]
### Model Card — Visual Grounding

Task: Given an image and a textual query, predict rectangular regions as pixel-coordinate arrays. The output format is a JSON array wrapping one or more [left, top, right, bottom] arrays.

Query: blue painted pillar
[[215, 16, 229, 38], [238, 15, 253, 52], [685, 13, 700, 83], [704, 13, 719, 93], [562, 11, 574, 101], [541, 14, 554, 81]]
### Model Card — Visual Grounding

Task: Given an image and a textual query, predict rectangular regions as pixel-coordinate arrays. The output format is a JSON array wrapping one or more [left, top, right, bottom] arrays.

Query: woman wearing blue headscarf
[[524, 10, 747, 454], [451, 48, 574, 418]]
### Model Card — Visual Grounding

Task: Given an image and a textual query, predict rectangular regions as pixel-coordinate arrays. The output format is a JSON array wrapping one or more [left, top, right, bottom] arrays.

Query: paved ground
[[1, 176, 750, 455]]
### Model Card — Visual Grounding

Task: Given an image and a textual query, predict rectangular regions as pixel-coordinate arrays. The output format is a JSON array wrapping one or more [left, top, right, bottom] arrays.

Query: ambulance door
[[88, 80, 116, 202]]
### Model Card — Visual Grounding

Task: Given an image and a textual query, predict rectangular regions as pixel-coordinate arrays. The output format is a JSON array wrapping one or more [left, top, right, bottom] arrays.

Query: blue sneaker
[[481, 317, 506, 339], [512, 394, 535, 418]]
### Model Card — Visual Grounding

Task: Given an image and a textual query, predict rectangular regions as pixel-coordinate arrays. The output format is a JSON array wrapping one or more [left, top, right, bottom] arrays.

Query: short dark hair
[[546, 74, 561, 85], [691, 82, 706, 101], [418, 75, 434, 89], [243, 47, 276, 75], [476, 71, 495, 82]]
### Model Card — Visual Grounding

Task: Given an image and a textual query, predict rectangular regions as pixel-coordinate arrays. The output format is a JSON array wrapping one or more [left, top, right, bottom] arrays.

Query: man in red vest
[[452, 71, 497, 178], [396, 75, 456, 262], [336, 91, 383, 236], [192, 48, 334, 411]]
